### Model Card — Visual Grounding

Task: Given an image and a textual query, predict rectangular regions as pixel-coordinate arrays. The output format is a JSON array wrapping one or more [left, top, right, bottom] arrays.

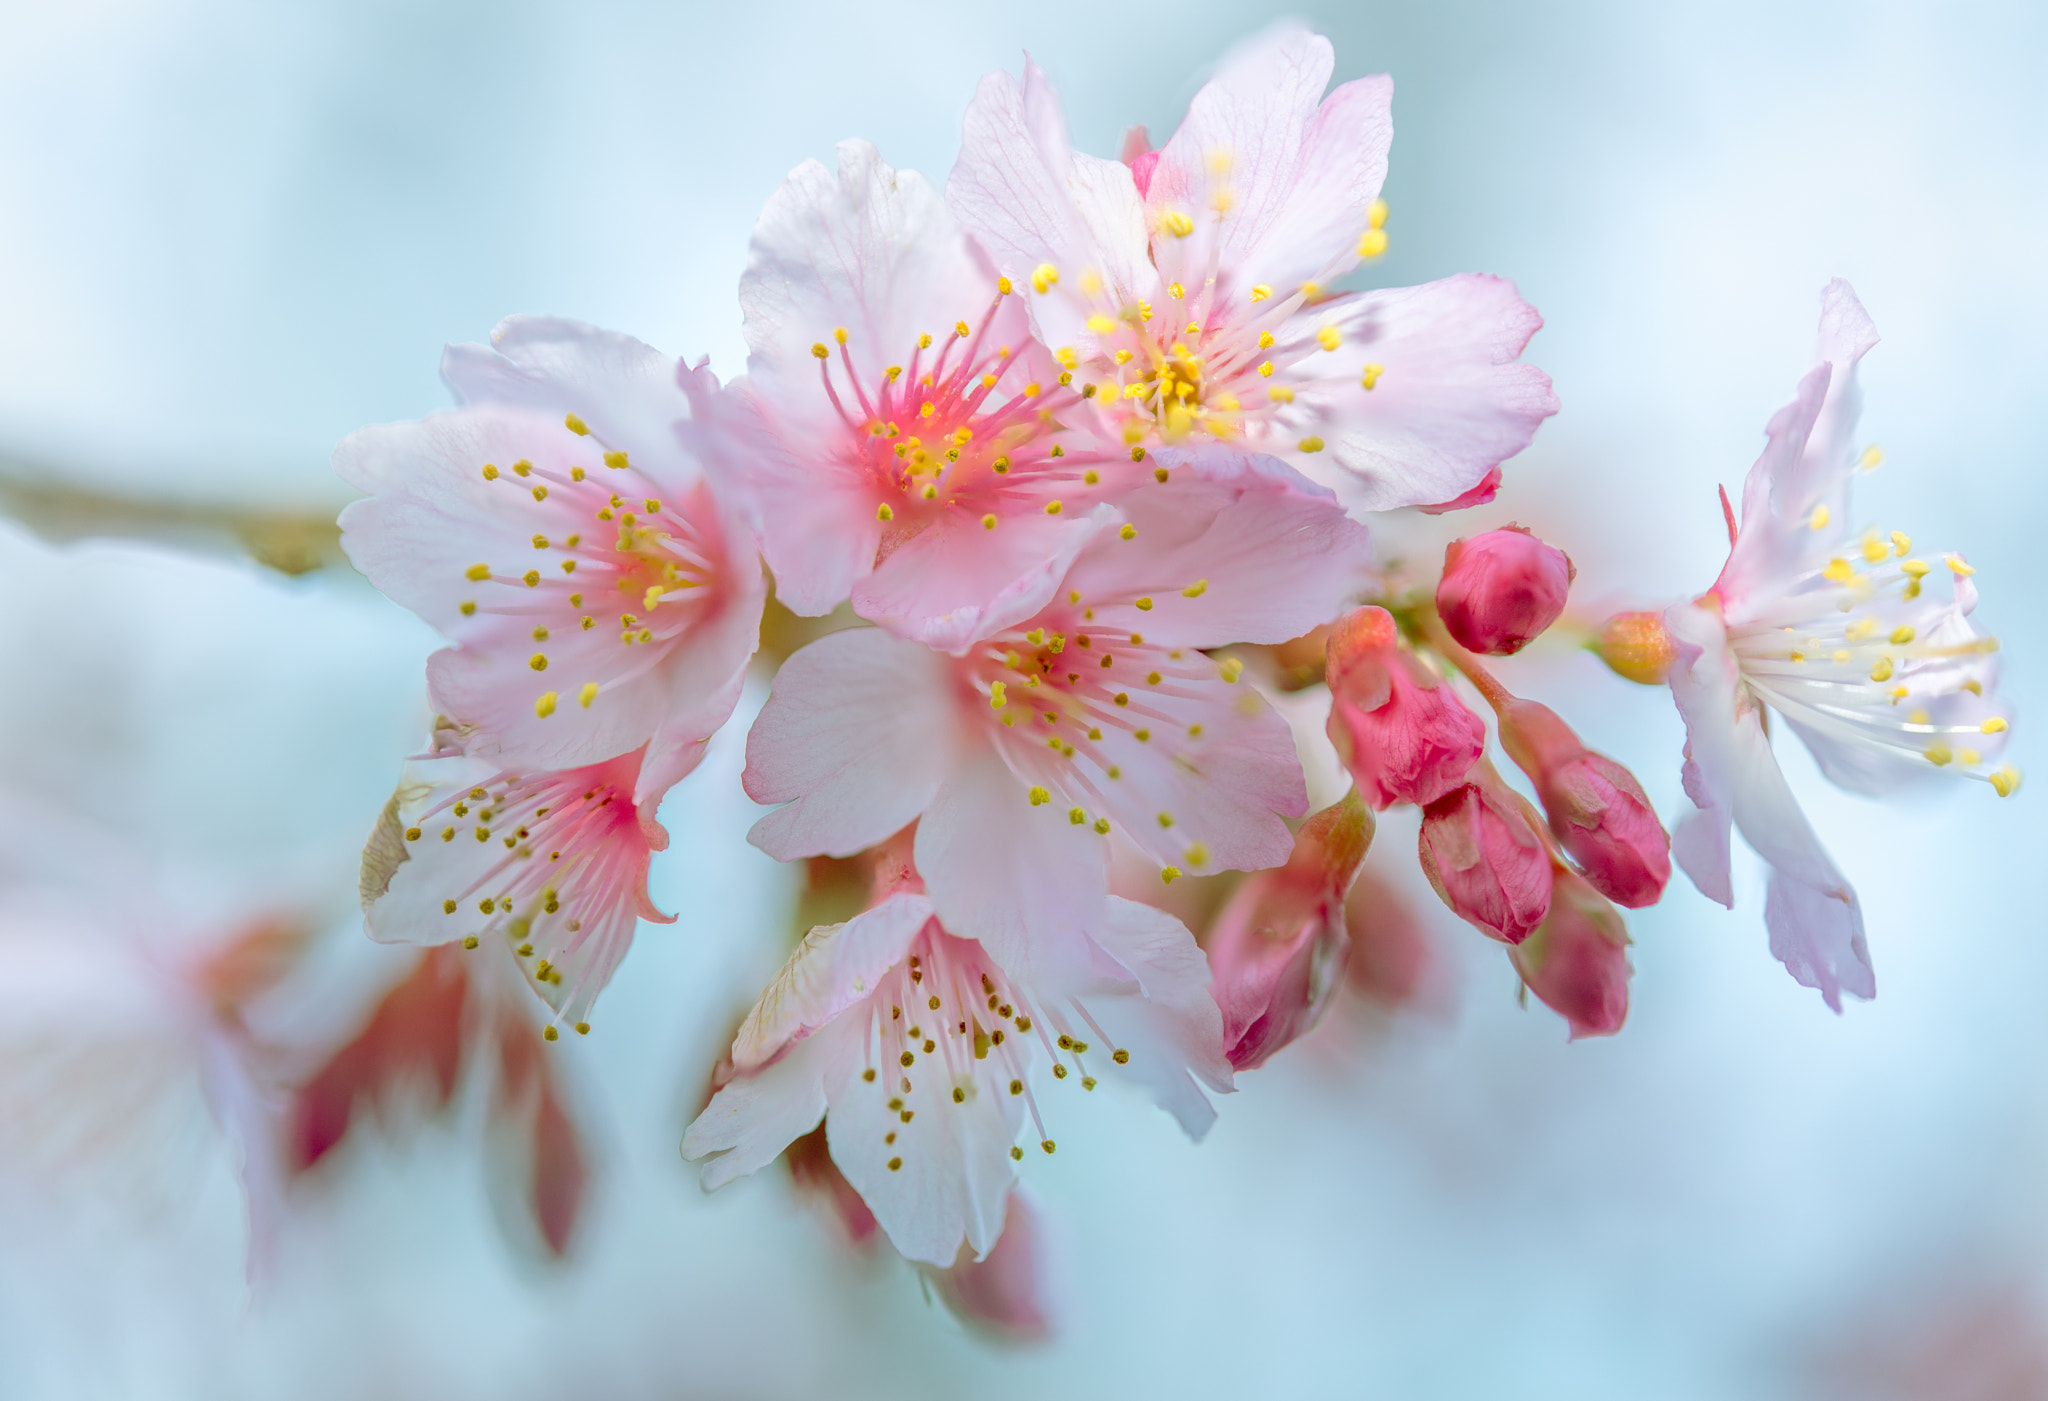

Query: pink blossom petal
[[1074, 897, 1233, 1138], [683, 1025, 843, 1191], [852, 507, 1106, 653], [731, 894, 935, 1072], [1147, 28, 1392, 295], [930, 1188, 1056, 1339], [745, 628, 967, 860]]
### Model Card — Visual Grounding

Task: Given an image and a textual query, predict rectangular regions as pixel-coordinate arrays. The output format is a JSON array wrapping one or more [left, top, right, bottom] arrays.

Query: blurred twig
[[0, 448, 349, 576]]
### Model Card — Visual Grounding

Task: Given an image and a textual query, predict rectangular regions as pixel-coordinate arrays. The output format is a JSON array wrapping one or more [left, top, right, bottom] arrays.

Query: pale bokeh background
[[0, 2, 2043, 1397]]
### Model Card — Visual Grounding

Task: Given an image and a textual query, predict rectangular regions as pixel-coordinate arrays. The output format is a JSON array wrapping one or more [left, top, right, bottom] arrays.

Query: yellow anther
[[1788, 650, 1804, 662], [1258, 360, 1275, 377], [1046, 500, 1063, 515], [1301, 283, 1321, 298], [1032, 264, 1060, 293], [1085, 314, 1117, 337], [564, 413, 589, 435], [1368, 198, 1389, 231], [1182, 579, 1207, 597], [1809, 504, 1831, 531], [535, 691, 558, 718], [1027, 786, 1050, 807], [810, 343, 829, 359], [1156, 811, 1175, 829], [1860, 445, 1884, 470], [989, 681, 1007, 710], [923, 485, 938, 500], [1982, 716, 2009, 734], [530, 653, 548, 672], [1184, 842, 1210, 868], [1160, 866, 1182, 884], [1298, 436, 1325, 453], [522, 570, 540, 587], [1961, 748, 1982, 766], [1891, 531, 1911, 556], [1268, 385, 1295, 403], [603, 450, 628, 469], [531, 485, 547, 502], [579, 682, 599, 708], [1822, 558, 1854, 583], [919, 402, 936, 419], [1869, 658, 1894, 682], [1161, 210, 1195, 238], [570, 466, 585, 481], [1220, 657, 1243, 683], [1135, 596, 1154, 611], [1119, 523, 1137, 540], [1889, 625, 1916, 645], [1926, 743, 1954, 766], [1901, 559, 1931, 578], [1317, 326, 1341, 352], [1991, 765, 2022, 796], [1361, 362, 1383, 389], [954, 320, 970, 339], [1831, 649, 1851, 663], [481, 463, 500, 480], [919, 333, 933, 348], [1356, 228, 1388, 258], [1862, 537, 1890, 564], [877, 504, 894, 521], [1250, 284, 1272, 302], [1947, 554, 1976, 576], [1068, 807, 1086, 825], [983, 514, 998, 530]]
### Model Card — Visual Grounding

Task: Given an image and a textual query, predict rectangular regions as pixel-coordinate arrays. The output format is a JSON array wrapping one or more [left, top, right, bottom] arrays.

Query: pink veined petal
[[682, 1026, 844, 1191], [1147, 27, 1393, 295], [1786, 279, 1880, 528], [1765, 869, 1873, 1013], [1665, 601, 1740, 907], [914, 749, 1109, 982], [1070, 896, 1233, 1139], [1720, 362, 1833, 601], [851, 506, 1107, 654], [744, 628, 966, 860], [1056, 449, 1371, 648], [1288, 275, 1558, 512], [948, 60, 1157, 312], [439, 316, 706, 493], [731, 894, 935, 1072]]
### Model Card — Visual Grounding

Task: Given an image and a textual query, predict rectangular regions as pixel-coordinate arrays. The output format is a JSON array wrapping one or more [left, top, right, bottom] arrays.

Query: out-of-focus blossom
[[1435, 525, 1573, 656], [1326, 605, 1484, 810], [288, 945, 592, 1260], [1416, 769, 1553, 943], [927, 1188, 1056, 1343], [1341, 862, 1437, 1011], [359, 721, 671, 1027], [693, 140, 1146, 650], [742, 457, 1364, 978], [948, 27, 1557, 510], [336, 316, 763, 817], [1660, 280, 2013, 1009], [784, 1122, 881, 1250], [683, 839, 1230, 1266], [1205, 789, 1373, 1069], [1495, 698, 1670, 908], [1508, 864, 1632, 1039]]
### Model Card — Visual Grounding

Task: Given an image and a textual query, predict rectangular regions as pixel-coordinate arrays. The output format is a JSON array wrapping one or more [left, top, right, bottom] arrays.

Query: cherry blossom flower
[[742, 453, 1367, 975], [337, 316, 763, 810], [691, 139, 1174, 651], [1663, 280, 2014, 1009], [359, 721, 669, 1027], [681, 843, 1229, 1267], [947, 27, 1557, 512]]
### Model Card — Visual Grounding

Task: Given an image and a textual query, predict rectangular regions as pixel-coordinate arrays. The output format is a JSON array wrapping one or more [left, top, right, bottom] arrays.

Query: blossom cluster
[[323, 26, 2017, 1296]]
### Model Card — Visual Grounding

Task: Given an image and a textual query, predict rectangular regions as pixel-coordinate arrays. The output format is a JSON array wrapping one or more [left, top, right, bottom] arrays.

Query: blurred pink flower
[[1435, 525, 1574, 656], [1326, 605, 1484, 809], [742, 455, 1365, 979], [682, 849, 1229, 1266], [359, 722, 671, 1026], [928, 1188, 1056, 1343], [948, 27, 1557, 510], [1665, 280, 2014, 1009], [1206, 789, 1373, 1070], [337, 315, 762, 814]]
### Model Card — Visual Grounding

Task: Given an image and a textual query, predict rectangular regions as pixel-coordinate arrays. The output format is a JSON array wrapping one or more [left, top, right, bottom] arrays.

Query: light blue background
[[0, 2, 2042, 1396]]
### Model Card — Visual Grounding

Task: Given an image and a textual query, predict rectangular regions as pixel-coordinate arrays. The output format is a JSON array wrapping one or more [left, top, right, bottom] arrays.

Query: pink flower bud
[[1435, 525, 1574, 655], [1326, 607, 1485, 810], [1495, 699, 1671, 907], [1416, 779, 1553, 943], [1509, 866, 1632, 1038], [1206, 791, 1374, 1070], [930, 1190, 1055, 1342]]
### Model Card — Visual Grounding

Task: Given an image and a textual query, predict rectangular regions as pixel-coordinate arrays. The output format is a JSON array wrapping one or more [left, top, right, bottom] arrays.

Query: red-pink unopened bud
[[1496, 699, 1670, 908], [1509, 866, 1632, 1038], [1326, 607, 1485, 810], [1207, 791, 1374, 1070], [1435, 526, 1574, 655], [930, 1190, 1054, 1342], [1417, 780, 1553, 943]]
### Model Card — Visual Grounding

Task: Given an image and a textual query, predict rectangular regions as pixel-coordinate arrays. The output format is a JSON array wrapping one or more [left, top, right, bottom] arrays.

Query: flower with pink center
[[1205, 789, 1372, 1070], [1663, 280, 2014, 1009], [359, 722, 671, 1027], [947, 28, 1558, 511], [1436, 525, 1574, 656], [681, 849, 1229, 1267], [337, 316, 763, 810], [1416, 768, 1553, 943], [1325, 605, 1485, 809], [694, 140, 1152, 650], [742, 452, 1368, 975]]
